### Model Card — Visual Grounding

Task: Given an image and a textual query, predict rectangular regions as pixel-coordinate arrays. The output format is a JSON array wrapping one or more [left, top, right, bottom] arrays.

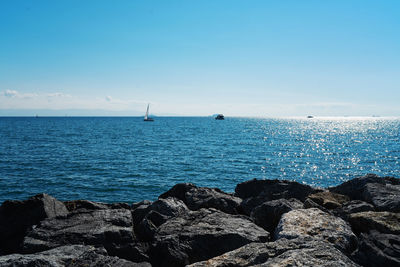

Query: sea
[[1, 116, 399, 204]]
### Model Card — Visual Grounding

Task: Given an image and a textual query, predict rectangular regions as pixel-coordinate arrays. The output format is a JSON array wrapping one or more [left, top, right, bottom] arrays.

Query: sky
[[0, 0, 399, 117]]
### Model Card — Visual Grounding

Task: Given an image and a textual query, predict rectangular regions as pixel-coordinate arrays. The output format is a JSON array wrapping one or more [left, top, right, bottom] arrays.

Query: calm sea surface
[[1, 117, 399, 204]]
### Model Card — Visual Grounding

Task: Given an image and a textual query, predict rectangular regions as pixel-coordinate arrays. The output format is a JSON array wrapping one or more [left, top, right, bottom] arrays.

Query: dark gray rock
[[188, 237, 359, 267], [22, 208, 146, 262], [235, 179, 318, 201], [132, 200, 152, 210], [341, 200, 375, 214], [64, 199, 109, 211], [0, 194, 69, 254], [150, 208, 270, 267], [64, 199, 131, 212], [352, 230, 400, 267], [147, 197, 189, 218], [235, 179, 318, 215], [133, 197, 189, 242], [362, 183, 400, 212], [132, 198, 187, 229], [348, 211, 400, 235], [275, 208, 357, 254], [303, 198, 331, 214], [0, 245, 150, 267], [132, 201, 153, 228], [136, 211, 164, 242], [239, 196, 268, 216], [108, 202, 132, 210], [250, 198, 303, 233], [159, 183, 241, 214], [329, 173, 400, 200], [333, 200, 375, 220]]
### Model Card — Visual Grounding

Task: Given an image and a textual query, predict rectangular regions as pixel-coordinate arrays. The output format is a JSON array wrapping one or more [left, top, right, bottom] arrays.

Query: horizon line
[[1, 115, 399, 119]]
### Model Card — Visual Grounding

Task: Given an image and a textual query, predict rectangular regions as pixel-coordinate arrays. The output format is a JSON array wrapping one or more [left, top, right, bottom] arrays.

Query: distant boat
[[144, 104, 154, 121], [307, 115, 314, 119], [215, 114, 224, 120]]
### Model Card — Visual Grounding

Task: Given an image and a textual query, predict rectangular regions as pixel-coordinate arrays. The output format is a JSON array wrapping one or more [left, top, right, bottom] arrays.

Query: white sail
[[144, 104, 149, 120]]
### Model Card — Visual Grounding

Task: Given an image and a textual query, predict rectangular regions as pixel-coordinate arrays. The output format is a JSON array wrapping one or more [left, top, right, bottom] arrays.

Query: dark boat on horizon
[[215, 114, 224, 120]]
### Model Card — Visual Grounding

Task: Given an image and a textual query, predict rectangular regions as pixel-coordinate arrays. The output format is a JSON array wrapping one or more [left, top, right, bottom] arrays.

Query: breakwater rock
[[0, 174, 399, 266]]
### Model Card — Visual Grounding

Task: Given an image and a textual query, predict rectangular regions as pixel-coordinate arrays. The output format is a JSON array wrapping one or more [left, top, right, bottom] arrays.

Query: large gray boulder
[[159, 183, 241, 214], [187, 237, 359, 267], [0, 245, 150, 267], [0, 194, 69, 254], [275, 208, 357, 253], [150, 208, 270, 267], [352, 230, 400, 267], [348, 211, 400, 235], [22, 208, 146, 262]]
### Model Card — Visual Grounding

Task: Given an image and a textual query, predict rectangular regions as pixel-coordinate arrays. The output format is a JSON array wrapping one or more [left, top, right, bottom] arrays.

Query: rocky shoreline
[[0, 173, 399, 266]]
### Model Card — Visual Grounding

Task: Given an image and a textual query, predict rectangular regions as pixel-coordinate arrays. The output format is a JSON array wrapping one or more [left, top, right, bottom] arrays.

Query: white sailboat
[[144, 104, 154, 121]]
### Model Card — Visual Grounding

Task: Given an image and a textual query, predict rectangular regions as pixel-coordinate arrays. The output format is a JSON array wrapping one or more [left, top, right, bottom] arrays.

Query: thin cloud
[[3, 90, 18, 97], [0, 90, 147, 112], [2, 89, 38, 99], [47, 92, 72, 98]]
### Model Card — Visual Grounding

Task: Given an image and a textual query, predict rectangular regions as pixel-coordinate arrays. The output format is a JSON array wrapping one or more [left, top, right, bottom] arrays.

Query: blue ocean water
[[0, 117, 399, 204]]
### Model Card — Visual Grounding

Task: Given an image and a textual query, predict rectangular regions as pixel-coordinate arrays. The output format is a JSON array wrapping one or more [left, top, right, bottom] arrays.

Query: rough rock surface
[[235, 179, 319, 215], [329, 173, 400, 200], [150, 208, 270, 267], [159, 183, 241, 214], [235, 179, 318, 201], [64, 199, 131, 212], [362, 183, 400, 212], [147, 197, 189, 218], [275, 208, 357, 253], [132, 200, 153, 227], [352, 230, 400, 267], [131, 197, 189, 242], [250, 198, 303, 233], [0, 193, 68, 254], [303, 198, 331, 213], [262, 247, 359, 267], [348, 211, 400, 235], [188, 237, 359, 267], [64, 199, 110, 211], [307, 191, 350, 209], [0, 174, 399, 267], [22, 208, 143, 261], [0, 245, 150, 267], [340, 200, 375, 214]]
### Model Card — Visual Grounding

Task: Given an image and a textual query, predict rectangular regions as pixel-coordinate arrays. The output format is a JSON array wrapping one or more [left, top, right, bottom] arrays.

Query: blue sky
[[1, 0, 399, 116]]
